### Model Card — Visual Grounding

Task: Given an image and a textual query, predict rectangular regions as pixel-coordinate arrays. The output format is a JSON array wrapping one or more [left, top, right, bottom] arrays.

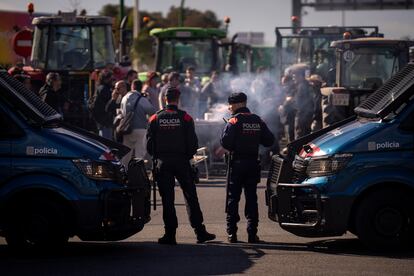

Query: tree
[[99, 4, 133, 50], [164, 6, 222, 28]]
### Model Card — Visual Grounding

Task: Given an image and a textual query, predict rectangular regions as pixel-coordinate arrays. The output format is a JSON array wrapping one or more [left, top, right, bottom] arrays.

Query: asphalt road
[[1, 177, 413, 275]]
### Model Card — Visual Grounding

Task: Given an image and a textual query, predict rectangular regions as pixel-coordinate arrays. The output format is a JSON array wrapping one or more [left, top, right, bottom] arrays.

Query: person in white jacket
[[120, 79, 156, 166]]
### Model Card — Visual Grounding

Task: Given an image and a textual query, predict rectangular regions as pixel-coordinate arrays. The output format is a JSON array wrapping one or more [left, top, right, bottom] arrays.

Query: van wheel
[[5, 199, 69, 250], [355, 189, 413, 249]]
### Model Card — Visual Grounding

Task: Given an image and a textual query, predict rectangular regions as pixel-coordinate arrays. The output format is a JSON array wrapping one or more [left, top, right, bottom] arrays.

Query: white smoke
[[194, 70, 286, 160], [203, 103, 228, 121]]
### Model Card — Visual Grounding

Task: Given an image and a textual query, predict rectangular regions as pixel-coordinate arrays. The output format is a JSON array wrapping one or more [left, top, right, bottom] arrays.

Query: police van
[[266, 62, 414, 248], [0, 71, 151, 249]]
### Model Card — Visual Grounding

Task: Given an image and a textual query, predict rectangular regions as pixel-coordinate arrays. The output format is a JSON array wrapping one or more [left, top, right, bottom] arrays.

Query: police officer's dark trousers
[[227, 159, 260, 236], [157, 157, 204, 233]]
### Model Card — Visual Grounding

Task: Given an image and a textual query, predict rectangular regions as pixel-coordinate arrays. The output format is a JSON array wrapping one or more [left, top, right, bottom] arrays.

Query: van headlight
[[73, 159, 121, 181], [306, 153, 353, 177]]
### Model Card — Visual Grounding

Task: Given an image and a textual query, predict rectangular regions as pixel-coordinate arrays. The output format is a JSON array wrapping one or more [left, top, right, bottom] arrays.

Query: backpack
[[115, 95, 142, 136]]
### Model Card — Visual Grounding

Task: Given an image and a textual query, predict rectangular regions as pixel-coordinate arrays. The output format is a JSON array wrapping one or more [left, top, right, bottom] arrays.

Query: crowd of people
[[8, 60, 325, 161], [88, 67, 224, 167]]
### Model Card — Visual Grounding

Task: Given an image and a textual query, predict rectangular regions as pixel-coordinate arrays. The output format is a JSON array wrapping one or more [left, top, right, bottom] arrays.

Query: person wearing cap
[[107, 80, 128, 142], [307, 74, 325, 132], [120, 79, 156, 166], [221, 92, 275, 243], [279, 73, 296, 143], [142, 71, 160, 110], [292, 68, 314, 139], [146, 86, 216, 245]]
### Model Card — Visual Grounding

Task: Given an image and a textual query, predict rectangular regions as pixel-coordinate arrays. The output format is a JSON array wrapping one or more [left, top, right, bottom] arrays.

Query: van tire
[[5, 199, 69, 250], [355, 189, 413, 249]]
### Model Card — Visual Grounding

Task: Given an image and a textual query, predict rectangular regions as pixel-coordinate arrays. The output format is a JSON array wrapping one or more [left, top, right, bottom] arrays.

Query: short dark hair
[[168, 71, 180, 82], [131, 79, 142, 92], [99, 70, 113, 83], [46, 72, 60, 86], [127, 69, 138, 78]]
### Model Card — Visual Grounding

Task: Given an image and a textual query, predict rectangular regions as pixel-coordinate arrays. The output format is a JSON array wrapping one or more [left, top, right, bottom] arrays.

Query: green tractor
[[251, 45, 276, 73], [149, 27, 252, 79], [321, 37, 414, 127]]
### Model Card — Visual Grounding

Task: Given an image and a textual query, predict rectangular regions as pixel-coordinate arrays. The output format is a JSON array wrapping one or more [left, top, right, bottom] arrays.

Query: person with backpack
[[91, 70, 115, 139], [108, 80, 128, 142], [120, 79, 156, 166]]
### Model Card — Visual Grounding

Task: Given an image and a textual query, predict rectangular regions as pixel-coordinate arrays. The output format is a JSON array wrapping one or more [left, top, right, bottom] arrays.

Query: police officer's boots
[[158, 229, 177, 245], [195, 225, 216, 243], [228, 233, 238, 243], [248, 234, 261, 244]]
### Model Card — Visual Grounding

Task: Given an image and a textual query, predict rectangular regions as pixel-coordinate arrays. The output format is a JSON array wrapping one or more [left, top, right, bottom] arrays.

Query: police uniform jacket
[[221, 107, 275, 159], [147, 104, 198, 160]]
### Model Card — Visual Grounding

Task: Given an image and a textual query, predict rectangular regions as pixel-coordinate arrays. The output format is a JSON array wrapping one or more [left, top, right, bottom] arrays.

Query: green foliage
[[99, 4, 118, 18], [99, 4, 133, 43]]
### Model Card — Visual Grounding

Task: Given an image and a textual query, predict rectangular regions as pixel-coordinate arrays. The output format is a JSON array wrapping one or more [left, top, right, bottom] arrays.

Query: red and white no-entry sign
[[13, 29, 33, 58]]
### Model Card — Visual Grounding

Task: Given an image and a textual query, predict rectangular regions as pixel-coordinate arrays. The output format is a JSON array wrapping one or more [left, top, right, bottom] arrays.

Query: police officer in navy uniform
[[221, 92, 275, 243], [146, 86, 216, 245]]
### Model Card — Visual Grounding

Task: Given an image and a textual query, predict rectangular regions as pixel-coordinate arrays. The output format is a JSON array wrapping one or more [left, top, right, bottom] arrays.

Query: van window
[[0, 110, 24, 139]]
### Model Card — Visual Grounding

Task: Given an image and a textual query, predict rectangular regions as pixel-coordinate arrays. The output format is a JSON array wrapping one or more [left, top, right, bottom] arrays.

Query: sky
[[1, 0, 414, 44]]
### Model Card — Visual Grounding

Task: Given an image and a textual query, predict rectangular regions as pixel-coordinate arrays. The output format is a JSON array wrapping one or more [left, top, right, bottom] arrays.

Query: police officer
[[146, 86, 216, 245], [221, 92, 275, 243]]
